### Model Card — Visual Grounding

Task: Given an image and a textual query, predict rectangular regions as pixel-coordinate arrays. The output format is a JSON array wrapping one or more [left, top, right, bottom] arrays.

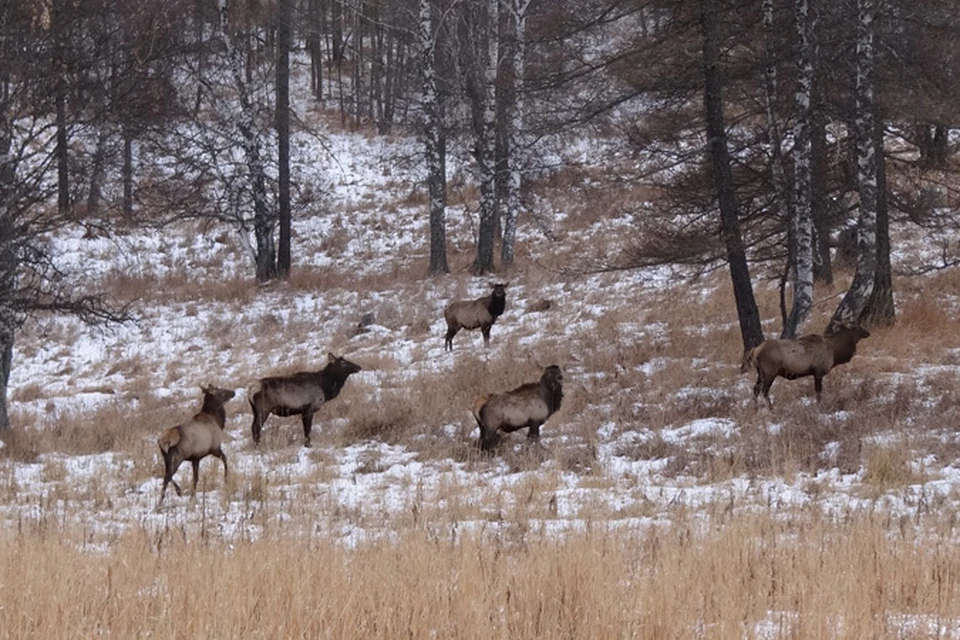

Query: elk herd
[[157, 281, 872, 505]]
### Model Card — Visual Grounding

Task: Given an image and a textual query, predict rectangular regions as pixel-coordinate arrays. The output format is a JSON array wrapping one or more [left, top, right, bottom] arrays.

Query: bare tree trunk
[[353, 4, 364, 123], [761, 0, 795, 335], [53, 0, 70, 218], [810, 67, 833, 285], [86, 126, 110, 217], [501, 0, 529, 269], [330, 0, 345, 123], [700, 0, 763, 351], [419, 0, 448, 275], [473, 0, 499, 275], [369, 3, 383, 127], [308, 0, 323, 99], [391, 38, 407, 122], [0, 122, 17, 431], [219, 5, 277, 282], [784, 0, 815, 338], [122, 124, 133, 217], [56, 84, 70, 217], [917, 123, 949, 168], [384, 29, 400, 133], [332, 0, 343, 63], [0, 327, 12, 431], [862, 117, 894, 327], [277, 0, 292, 277], [830, 0, 877, 330]]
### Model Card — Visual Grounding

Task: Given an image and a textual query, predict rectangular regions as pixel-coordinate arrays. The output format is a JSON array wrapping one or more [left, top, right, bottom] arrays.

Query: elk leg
[[444, 327, 458, 351], [814, 375, 823, 402], [527, 424, 541, 442], [481, 324, 491, 346], [191, 459, 201, 494], [160, 454, 183, 503], [251, 407, 265, 444], [216, 449, 229, 480], [753, 372, 763, 403], [302, 412, 314, 447], [479, 427, 500, 451], [761, 375, 775, 409], [160, 476, 181, 504]]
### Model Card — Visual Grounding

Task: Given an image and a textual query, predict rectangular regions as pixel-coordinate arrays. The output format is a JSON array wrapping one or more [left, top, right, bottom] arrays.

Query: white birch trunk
[[831, 0, 877, 330], [761, 0, 794, 334], [474, 0, 499, 274], [501, 0, 530, 268], [785, 0, 815, 337], [419, 0, 448, 274], [217, 1, 276, 282]]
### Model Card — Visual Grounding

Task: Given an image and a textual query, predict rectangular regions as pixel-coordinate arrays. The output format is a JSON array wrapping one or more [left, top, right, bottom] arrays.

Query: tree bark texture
[[419, 0, 449, 275], [277, 0, 292, 277], [761, 0, 796, 337], [830, 0, 877, 331], [700, 0, 763, 350], [219, 5, 277, 282], [122, 126, 133, 217], [862, 117, 894, 327], [784, 0, 815, 338], [501, 0, 530, 269], [0, 121, 15, 430], [810, 68, 833, 285], [473, 0, 500, 275]]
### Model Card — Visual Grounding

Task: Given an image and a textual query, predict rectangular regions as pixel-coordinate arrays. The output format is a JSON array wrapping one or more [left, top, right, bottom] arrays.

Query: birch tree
[[829, 0, 877, 330], [0, 2, 128, 430], [418, 0, 449, 275], [216, 0, 277, 283], [760, 0, 794, 335], [862, 115, 894, 328], [500, 0, 530, 269], [473, 0, 500, 275], [783, 0, 815, 338], [276, 0, 291, 277]]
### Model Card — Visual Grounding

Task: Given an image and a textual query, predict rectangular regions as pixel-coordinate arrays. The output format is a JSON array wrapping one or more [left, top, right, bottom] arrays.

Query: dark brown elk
[[472, 365, 564, 451], [158, 385, 236, 504], [741, 325, 870, 408], [444, 283, 508, 351], [248, 353, 362, 447]]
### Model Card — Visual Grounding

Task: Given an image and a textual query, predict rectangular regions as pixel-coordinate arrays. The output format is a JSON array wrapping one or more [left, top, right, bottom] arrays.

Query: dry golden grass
[[8, 252, 960, 489], [5, 122, 960, 638], [861, 445, 924, 497], [2, 511, 960, 638]]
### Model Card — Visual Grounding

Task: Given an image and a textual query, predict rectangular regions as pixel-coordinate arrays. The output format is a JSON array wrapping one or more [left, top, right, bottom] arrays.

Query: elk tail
[[158, 427, 181, 454], [246, 380, 262, 404], [471, 395, 489, 428]]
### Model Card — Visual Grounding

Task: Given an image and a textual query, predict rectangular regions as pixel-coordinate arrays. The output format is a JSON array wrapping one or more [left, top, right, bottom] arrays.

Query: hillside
[[3, 104, 960, 639]]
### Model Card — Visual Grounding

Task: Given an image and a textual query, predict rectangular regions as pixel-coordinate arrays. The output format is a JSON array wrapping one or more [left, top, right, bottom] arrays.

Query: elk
[[249, 352, 362, 447], [444, 282, 508, 351], [472, 365, 564, 451], [158, 385, 235, 504], [741, 325, 870, 408]]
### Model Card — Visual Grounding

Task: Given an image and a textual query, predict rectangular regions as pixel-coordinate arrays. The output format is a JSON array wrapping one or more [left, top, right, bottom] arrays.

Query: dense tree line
[[0, 0, 957, 428]]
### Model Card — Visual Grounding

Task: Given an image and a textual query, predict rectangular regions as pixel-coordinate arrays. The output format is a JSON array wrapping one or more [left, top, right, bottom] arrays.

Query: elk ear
[[327, 352, 337, 363]]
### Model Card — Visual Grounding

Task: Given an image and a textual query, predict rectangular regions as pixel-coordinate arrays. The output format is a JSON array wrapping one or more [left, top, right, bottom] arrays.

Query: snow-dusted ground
[[3, 94, 960, 595]]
